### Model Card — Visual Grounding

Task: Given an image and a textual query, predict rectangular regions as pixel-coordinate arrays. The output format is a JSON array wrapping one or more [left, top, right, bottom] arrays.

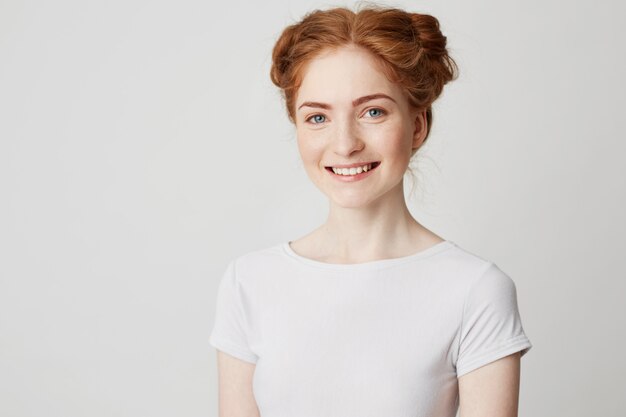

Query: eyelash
[[305, 108, 387, 125]]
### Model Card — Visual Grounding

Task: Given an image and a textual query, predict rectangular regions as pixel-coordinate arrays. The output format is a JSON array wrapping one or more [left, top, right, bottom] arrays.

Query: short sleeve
[[209, 259, 259, 364], [456, 262, 532, 378]]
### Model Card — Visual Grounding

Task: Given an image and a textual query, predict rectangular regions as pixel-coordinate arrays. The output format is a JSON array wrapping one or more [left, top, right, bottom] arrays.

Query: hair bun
[[410, 13, 449, 58], [406, 12, 458, 108]]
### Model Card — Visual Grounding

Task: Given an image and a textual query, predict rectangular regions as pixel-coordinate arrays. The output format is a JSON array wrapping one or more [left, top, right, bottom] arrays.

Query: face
[[294, 44, 427, 209]]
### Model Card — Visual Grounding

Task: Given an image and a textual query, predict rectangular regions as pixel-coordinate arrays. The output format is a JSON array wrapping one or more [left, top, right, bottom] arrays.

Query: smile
[[325, 161, 381, 181], [325, 161, 381, 176]]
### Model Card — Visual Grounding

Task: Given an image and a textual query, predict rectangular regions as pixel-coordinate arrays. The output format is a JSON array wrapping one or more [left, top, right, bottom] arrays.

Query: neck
[[319, 182, 426, 261]]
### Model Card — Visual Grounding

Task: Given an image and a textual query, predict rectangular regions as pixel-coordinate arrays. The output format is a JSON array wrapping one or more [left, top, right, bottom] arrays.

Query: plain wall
[[1, 0, 624, 416]]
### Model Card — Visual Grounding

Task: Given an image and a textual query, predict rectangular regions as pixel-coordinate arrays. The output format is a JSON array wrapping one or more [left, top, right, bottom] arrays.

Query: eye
[[305, 114, 326, 124], [365, 108, 386, 118]]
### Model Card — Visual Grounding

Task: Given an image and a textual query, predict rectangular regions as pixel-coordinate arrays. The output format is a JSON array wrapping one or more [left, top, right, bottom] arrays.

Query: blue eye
[[305, 108, 385, 124], [366, 108, 386, 118], [306, 114, 326, 124]]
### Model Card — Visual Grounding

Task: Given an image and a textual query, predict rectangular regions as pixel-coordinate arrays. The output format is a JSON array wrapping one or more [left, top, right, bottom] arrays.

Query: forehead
[[296, 45, 404, 106]]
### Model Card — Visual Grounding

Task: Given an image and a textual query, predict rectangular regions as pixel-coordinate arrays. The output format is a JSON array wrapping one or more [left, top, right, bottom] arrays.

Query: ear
[[411, 109, 428, 151]]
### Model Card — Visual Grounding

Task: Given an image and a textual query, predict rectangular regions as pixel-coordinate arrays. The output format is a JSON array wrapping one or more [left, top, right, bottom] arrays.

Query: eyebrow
[[297, 93, 397, 111]]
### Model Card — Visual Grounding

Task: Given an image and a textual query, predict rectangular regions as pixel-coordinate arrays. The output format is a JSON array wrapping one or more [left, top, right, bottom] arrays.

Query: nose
[[332, 118, 364, 157]]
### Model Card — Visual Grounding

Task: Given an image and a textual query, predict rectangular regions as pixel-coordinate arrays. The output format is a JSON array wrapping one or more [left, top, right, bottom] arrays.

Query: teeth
[[331, 163, 373, 176]]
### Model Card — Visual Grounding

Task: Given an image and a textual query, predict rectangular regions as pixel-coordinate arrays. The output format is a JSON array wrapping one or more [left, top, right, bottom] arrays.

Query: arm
[[216, 350, 260, 417], [458, 351, 521, 417], [210, 260, 261, 416]]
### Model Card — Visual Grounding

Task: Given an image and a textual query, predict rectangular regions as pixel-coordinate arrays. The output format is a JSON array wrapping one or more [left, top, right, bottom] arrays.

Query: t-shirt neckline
[[282, 240, 455, 270]]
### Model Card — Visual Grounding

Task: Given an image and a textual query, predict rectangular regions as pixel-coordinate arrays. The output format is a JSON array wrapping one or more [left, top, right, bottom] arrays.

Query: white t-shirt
[[209, 240, 532, 417]]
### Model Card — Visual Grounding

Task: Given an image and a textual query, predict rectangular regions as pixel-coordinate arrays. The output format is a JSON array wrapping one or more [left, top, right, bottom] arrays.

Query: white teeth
[[331, 163, 373, 176]]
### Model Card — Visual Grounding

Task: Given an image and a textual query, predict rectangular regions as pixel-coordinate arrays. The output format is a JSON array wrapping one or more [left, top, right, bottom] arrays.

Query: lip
[[325, 161, 379, 169], [325, 161, 381, 182]]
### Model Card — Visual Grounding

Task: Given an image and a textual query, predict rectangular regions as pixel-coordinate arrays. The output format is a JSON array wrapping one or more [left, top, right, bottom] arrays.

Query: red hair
[[270, 3, 458, 144]]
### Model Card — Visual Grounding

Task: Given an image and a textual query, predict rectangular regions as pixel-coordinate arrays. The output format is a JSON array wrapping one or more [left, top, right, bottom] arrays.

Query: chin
[[327, 194, 376, 209]]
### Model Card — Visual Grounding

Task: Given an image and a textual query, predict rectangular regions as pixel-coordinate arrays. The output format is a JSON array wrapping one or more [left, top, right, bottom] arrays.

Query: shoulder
[[415, 241, 522, 308], [431, 241, 496, 286], [446, 243, 519, 298], [228, 242, 290, 284]]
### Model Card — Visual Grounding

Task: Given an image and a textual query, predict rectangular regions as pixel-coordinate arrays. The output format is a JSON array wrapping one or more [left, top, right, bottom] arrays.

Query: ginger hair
[[269, 2, 459, 147]]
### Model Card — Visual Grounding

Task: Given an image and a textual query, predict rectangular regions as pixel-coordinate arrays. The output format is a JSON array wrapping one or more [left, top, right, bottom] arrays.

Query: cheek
[[296, 136, 325, 165], [377, 130, 412, 159]]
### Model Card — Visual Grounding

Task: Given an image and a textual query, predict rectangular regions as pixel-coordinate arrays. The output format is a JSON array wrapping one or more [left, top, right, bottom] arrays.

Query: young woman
[[210, 4, 532, 417]]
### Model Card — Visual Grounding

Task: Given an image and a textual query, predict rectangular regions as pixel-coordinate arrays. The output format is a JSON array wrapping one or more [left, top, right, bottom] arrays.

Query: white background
[[1, 0, 624, 416]]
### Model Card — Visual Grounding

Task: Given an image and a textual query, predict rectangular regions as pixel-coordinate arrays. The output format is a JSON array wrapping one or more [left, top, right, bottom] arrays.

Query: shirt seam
[[209, 333, 258, 363], [281, 241, 455, 271], [455, 334, 531, 377]]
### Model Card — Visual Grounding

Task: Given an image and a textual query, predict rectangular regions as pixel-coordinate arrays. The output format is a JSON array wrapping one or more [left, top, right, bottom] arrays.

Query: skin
[[290, 43, 444, 263], [216, 43, 523, 417], [216, 351, 260, 417], [458, 352, 522, 417]]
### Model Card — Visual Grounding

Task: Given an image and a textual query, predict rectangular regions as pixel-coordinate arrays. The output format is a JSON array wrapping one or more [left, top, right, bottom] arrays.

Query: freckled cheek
[[297, 137, 326, 167], [378, 133, 413, 168], [378, 136, 408, 155]]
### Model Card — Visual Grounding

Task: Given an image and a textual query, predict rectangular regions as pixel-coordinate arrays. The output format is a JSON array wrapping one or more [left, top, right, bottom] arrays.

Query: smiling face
[[294, 44, 427, 208]]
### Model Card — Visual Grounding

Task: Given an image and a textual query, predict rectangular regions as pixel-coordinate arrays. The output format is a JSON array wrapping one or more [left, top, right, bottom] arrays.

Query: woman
[[210, 4, 532, 417]]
